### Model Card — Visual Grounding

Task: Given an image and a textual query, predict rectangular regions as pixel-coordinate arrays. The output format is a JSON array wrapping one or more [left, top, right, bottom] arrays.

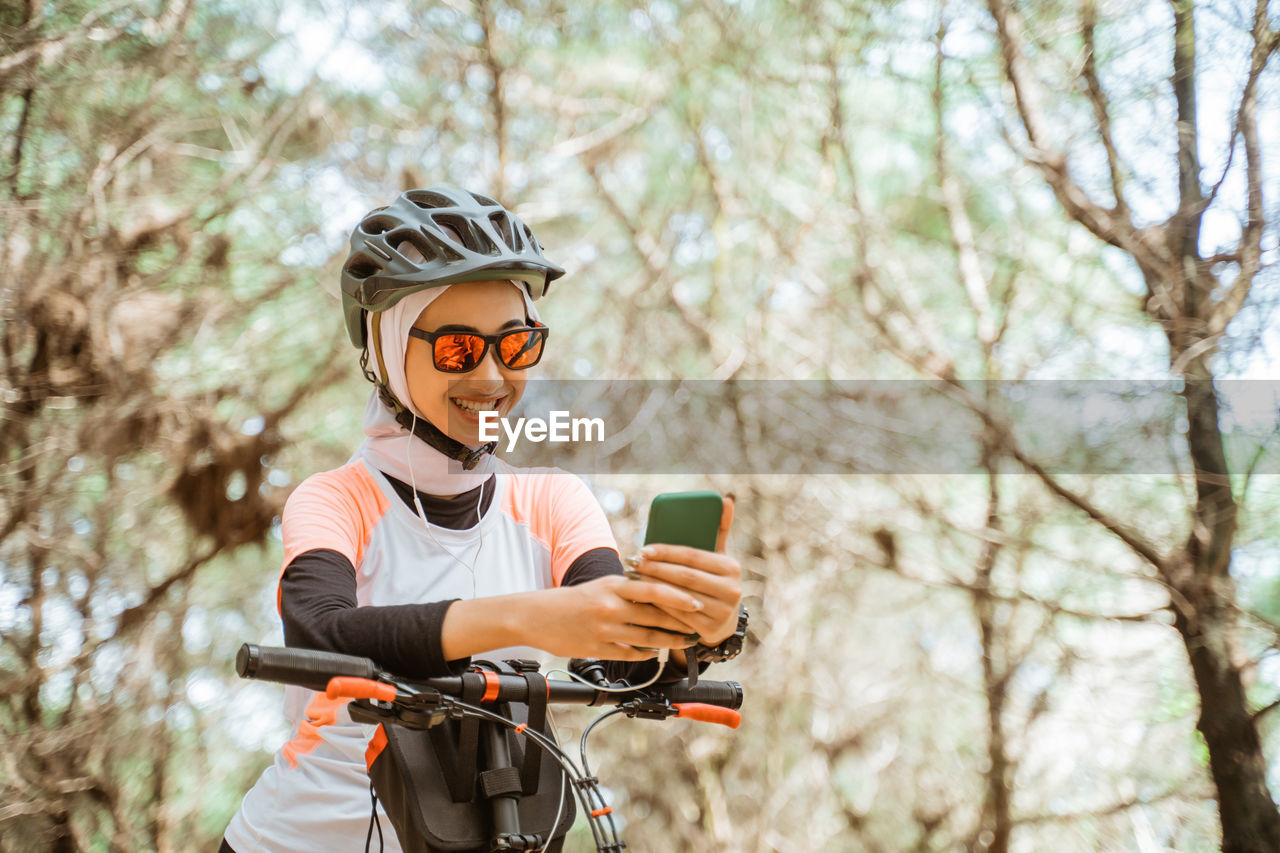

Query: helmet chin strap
[[391, 401, 497, 470]]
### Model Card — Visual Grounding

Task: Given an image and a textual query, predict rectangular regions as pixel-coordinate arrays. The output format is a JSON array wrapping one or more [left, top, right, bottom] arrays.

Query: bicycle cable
[[534, 705, 569, 853], [438, 696, 627, 851], [546, 647, 670, 693], [364, 777, 383, 853]]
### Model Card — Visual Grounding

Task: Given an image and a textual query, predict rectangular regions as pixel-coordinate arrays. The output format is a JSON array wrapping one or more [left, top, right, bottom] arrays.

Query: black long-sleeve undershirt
[[279, 472, 700, 683]]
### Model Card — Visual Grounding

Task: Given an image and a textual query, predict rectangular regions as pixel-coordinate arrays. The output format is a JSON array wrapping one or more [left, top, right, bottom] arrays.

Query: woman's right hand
[[519, 575, 705, 661], [442, 575, 704, 662]]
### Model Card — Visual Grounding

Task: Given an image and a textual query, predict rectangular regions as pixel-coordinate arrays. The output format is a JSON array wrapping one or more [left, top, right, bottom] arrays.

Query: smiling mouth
[[450, 396, 505, 419]]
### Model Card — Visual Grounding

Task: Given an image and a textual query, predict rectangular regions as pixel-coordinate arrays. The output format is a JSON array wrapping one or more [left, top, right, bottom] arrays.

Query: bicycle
[[235, 644, 744, 853]]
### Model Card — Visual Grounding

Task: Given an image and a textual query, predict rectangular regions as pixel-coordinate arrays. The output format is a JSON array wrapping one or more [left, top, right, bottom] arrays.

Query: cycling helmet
[[341, 185, 565, 348]]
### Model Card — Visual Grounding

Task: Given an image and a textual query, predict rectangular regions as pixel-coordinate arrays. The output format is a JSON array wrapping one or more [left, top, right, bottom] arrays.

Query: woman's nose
[[469, 345, 505, 382]]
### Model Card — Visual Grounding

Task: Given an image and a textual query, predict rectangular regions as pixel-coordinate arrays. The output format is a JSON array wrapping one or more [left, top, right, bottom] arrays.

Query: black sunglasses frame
[[407, 324, 550, 373]]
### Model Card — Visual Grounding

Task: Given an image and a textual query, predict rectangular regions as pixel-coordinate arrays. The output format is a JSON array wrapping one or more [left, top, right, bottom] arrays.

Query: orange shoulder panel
[[501, 466, 618, 586], [276, 462, 390, 613]]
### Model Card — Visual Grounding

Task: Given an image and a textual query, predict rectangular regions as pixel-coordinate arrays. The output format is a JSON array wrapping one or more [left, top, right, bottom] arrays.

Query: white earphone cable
[[406, 412, 482, 598]]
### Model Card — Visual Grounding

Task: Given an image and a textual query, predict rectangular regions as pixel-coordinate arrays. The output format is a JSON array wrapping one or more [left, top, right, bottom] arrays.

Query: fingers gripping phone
[[632, 490, 723, 684]]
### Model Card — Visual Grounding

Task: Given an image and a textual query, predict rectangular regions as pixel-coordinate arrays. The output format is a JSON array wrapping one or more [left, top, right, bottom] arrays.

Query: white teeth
[[452, 398, 502, 414]]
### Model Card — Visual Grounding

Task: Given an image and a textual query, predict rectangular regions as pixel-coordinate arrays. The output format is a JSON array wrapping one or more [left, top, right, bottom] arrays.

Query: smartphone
[[642, 490, 723, 552]]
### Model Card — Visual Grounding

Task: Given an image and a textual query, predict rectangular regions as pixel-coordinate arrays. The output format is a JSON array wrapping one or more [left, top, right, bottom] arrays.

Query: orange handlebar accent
[[481, 671, 500, 702], [326, 677, 396, 703], [673, 703, 741, 729]]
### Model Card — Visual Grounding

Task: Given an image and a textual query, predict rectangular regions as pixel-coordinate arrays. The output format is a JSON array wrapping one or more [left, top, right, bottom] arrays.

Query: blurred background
[[2, 0, 1279, 850]]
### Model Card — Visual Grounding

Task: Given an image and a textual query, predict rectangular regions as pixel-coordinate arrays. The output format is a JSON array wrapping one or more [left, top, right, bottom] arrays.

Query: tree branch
[[875, 549, 1166, 625], [910, 375, 1174, 580], [821, 42, 955, 372], [478, 0, 507, 200], [4, 86, 35, 195], [581, 162, 718, 358], [934, 15, 998, 347], [985, 0, 1153, 265], [1014, 782, 1206, 826], [1168, 0, 1205, 260], [548, 104, 649, 162], [1252, 695, 1280, 723], [972, 418, 1014, 853], [0, 1, 139, 77], [1208, 0, 1275, 335], [1079, 0, 1129, 217], [1236, 424, 1277, 508], [1003, 439, 1170, 577]]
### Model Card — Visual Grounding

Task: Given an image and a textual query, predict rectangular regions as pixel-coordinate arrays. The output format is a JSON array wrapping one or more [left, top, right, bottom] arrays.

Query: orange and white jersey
[[224, 458, 617, 853]]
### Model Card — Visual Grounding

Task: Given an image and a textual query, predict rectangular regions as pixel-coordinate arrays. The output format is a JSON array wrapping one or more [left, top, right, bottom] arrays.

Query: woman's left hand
[[626, 495, 742, 645]]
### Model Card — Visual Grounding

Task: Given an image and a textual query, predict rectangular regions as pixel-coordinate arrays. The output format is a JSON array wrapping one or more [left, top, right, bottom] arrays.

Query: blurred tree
[[0, 0, 358, 848], [970, 2, 1280, 850], [813, 0, 1280, 849]]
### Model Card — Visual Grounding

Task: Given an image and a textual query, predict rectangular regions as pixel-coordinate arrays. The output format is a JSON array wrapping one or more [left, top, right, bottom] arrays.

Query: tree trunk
[[1167, 325, 1280, 851], [1172, 580, 1280, 853]]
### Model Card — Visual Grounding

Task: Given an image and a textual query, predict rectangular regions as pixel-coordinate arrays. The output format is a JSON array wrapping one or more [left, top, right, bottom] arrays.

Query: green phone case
[[643, 491, 723, 552]]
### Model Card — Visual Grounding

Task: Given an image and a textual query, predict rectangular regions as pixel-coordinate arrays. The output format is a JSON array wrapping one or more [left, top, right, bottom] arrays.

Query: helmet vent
[[389, 230, 436, 264], [405, 190, 455, 209], [489, 212, 519, 251], [434, 214, 499, 255], [470, 192, 499, 207], [359, 215, 397, 236], [345, 256, 380, 279], [421, 228, 467, 262], [469, 223, 499, 255]]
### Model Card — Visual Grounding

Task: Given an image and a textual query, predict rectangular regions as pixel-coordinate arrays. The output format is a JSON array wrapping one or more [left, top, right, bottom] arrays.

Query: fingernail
[[622, 568, 643, 581], [624, 555, 641, 567], [725, 492, 736, 502]]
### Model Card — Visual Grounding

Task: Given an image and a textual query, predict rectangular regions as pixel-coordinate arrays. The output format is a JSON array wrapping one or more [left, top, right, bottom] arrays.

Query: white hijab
[[353, 278, 540, 496]]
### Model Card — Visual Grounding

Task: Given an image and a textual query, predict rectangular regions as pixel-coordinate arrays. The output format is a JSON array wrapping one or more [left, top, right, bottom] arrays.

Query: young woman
[[221, 186, 744, 852]]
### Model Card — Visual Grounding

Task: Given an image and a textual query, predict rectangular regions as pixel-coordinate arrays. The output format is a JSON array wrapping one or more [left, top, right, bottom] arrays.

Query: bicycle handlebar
[[236, 642, 744, 852], [236, 643, 379, 692], [237, 643, 744, 712]]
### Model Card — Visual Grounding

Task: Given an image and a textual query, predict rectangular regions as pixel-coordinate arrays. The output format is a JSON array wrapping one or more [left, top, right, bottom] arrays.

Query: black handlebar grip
[[236, 644, 380, 693], [657, 680, 743, 709]]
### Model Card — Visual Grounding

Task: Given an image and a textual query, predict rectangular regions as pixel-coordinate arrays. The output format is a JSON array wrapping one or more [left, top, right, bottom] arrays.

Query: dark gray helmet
[[340, 185, 565, 347]]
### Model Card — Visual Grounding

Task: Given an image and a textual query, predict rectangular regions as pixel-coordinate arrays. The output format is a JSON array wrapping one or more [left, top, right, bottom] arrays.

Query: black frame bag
[[365, 661, 576, 852]]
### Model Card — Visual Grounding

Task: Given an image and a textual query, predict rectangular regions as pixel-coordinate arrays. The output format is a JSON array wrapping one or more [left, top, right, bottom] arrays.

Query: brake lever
[[335, 677, 453, 731]]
